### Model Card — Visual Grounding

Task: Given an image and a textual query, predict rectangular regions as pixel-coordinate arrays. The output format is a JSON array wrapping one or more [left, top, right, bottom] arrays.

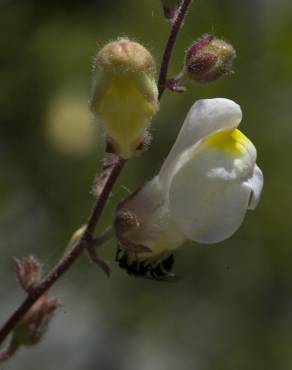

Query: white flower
[[115, 98, 263, 263]]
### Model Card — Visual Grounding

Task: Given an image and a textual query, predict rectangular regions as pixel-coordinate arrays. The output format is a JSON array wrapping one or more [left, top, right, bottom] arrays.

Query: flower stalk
[[158, 0, 193, 99], [0, 158, 125, 346]]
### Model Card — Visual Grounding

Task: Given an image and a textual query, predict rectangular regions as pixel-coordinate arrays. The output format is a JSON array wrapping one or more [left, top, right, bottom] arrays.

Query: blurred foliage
[[1, 0, 292, 369]]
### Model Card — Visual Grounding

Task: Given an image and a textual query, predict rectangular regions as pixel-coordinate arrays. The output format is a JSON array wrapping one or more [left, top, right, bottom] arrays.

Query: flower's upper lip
[[159, 98, 243, 191]]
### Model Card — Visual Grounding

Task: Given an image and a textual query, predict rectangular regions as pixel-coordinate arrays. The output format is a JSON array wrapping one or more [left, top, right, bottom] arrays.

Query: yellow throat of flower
[[206, 129, 253, 156]]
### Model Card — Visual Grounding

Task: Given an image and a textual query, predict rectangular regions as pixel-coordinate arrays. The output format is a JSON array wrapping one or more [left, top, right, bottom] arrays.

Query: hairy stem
[[0, 159, 126, 345], [158, 0, 192, 99]]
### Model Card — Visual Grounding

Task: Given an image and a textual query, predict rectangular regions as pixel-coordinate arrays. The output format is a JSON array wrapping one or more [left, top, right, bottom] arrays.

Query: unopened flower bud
[[90, 38, 159, 159], [10, 296, 59, 352], [185, 35, 236, 83], [160, 0, 181, 20], [14, 256, 42, 292]]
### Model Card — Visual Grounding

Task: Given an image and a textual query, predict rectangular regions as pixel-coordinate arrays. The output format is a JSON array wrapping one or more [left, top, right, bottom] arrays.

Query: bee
[[116, 246, 177, 281]]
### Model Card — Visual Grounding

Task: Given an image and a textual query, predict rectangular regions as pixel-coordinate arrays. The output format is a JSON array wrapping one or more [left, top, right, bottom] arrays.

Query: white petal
[[245, 164, 264, 210], [116, 177, 185, 257], [159, 98, 242, 190], [168, 138, 257, 244]]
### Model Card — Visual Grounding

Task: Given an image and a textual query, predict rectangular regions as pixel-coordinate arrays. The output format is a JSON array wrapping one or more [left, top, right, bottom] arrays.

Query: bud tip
[[14, 256, 42, 293]]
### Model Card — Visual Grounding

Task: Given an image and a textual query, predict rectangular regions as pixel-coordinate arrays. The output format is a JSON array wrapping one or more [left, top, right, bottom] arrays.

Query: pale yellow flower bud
[[90, 38, 159, 159]]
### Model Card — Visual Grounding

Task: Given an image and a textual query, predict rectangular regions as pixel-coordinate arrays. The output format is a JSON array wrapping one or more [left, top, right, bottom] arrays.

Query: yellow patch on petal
[[98, 74, 158, 158], [206, 129, 253, 156]]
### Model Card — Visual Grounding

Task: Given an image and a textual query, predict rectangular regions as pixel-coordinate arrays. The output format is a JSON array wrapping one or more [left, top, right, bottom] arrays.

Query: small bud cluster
[[10, 296, 59, 349], [14, 256, 42, 292], [185, 35, 236, 83], [0, 257, 59, 362]]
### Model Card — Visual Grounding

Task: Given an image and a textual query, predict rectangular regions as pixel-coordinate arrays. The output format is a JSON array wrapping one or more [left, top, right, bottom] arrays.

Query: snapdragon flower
[[115, 98, 263, 279]]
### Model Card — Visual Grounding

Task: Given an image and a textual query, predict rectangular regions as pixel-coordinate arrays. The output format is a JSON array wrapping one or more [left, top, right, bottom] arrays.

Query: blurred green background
[[1, 0, 292, 369]]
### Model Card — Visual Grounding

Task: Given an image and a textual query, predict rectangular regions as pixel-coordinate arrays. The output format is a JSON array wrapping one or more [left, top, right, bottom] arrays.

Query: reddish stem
[[0, 159, 126, 345], [158, 0, 192, 99]]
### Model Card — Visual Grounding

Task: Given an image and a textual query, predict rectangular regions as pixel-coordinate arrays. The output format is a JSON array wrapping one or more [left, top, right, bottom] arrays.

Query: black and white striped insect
[[116, 246, 176, 281]]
